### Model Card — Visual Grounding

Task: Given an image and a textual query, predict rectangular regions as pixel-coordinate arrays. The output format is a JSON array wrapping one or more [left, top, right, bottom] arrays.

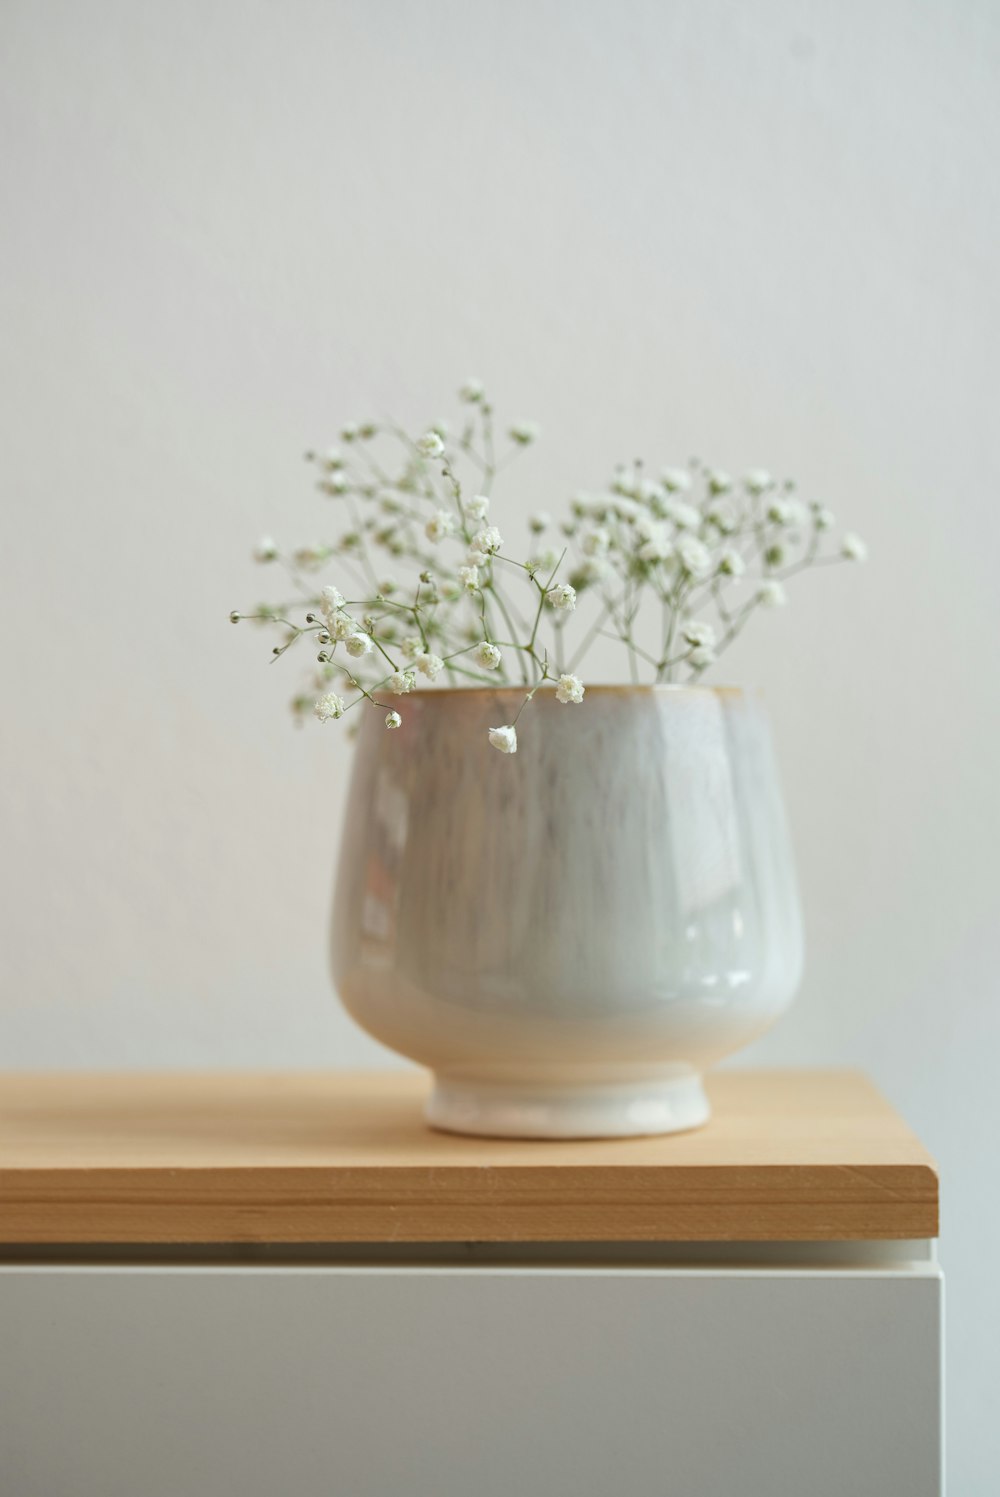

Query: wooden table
[[0, 1069, 943, 1497]]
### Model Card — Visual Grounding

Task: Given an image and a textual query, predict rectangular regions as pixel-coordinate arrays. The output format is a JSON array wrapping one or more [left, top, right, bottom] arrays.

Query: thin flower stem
[[566, 596, 614, 672], [511, 663, 552, 725], [596, 628, 661, 670], [484, 582, 530, 681]]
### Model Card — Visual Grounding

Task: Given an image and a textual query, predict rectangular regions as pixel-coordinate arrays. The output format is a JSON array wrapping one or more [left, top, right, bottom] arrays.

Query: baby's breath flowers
[[414, 652, 445, 679], [546, 583, 577, 612], [231, 381, 867, 752], [489, 724, 518, 753], [314, 692, 346, 722], [757, 580, 788, 608], [555, 673, 585, 704], [475, 642, 503, 670]]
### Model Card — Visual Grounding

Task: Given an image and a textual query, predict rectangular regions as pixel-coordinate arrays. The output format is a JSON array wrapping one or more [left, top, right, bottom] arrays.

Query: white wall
[[2, 0, 997, 1486]]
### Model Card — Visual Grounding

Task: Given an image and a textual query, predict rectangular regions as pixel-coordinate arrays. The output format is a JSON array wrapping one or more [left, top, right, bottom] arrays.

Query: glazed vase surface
[[331, 685, 803, 1138]]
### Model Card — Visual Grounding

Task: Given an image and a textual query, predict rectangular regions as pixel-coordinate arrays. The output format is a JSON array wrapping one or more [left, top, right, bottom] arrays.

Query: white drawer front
[[0, 1265, 942, 1497]]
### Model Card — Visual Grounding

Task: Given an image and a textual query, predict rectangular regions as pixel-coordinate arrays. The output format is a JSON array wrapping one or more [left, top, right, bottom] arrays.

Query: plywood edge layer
[[0, 1161, 940, 1244]]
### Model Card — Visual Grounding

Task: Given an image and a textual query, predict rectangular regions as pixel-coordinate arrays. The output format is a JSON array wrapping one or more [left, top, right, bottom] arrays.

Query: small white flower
[[688, 644, 716, 669], [706, 500, 738, 534], [332, 613, 358, 640], [683, 621, 717, 649], [529, 547, 560, 574], [581, 527, 610, 556], [254, 536, 278, 562], [317, 471, 348, 495], [401, 636, 422, 660], [509, 421, 539, 445], [388, 671, 416, 694], [637, 524, 674, 563], [613, 495, 642, 520], [718, 548, 746, 577], [529, 511, 552, 533], [813, 506, 836, 531], [319, 447, 344, 470], [418, 431, 445, 459], [842, 532, 868, 562], [294, 544, 328, 570], [661, 468, 692, 492], [671, 501, 701, 530], [489, 724, 518, 753], [546, 583, 577, 611], [767, 498, 807, 528], [385, 711, 402, 730], [708, 470, 732, 494], [468, 525, 503, 558], [757, 580, 788, 608], [570, 556, 612, 587], [677, 537, 713, 578], [320, 584, 345, 610], [414, 651, 445, 679], [555, 673, 585, 704], [744, 469, 773, 494], [460, 378, 484, 403], [314, 692, 345, 722], [462, 493, 490, 523], [459, 565, 480, 592], [345, 632, 373, 658], [340, 423, 359, 442], [475, 641, 502, 670], [425, 510, 455, 543]]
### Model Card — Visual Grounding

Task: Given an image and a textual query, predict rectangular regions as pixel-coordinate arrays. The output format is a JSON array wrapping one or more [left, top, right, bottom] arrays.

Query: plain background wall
[[2, 0, 998, 1486]]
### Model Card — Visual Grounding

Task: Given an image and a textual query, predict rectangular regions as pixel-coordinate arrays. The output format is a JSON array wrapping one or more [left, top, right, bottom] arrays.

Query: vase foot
[[424, 1072, 710, 1140]]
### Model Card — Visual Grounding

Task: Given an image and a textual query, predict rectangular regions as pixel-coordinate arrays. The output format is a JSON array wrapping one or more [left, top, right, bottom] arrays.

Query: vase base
[[424, 1072, 710, 1140]]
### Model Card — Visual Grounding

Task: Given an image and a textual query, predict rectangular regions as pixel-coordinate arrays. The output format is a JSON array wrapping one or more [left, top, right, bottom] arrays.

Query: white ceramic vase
[[331, 685, 803, 1139]]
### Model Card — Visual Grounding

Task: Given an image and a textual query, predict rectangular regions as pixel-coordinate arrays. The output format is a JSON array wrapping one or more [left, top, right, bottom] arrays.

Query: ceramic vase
[[331, 685, 803, 1139]]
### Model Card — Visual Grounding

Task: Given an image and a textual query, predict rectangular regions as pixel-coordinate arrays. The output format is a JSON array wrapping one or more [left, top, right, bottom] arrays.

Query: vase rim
[[393, 682, 754, 701]]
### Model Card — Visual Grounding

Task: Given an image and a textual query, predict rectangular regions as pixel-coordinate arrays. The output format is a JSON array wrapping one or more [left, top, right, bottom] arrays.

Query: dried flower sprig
[[230, 382, 866, 751]]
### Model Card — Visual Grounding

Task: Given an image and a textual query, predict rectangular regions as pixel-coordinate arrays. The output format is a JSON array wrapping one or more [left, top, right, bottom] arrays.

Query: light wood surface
[[0, 1069, 938, 1244]]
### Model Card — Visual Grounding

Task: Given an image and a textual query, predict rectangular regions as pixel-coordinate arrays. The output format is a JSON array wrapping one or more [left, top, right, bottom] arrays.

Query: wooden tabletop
[[0, 1069, 937, 1245]]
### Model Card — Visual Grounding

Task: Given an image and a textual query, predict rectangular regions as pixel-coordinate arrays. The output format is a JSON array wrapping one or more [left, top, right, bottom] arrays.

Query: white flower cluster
[[488, 724, 517, 754], [231, 383, 866, 751], [314, 692, 345, 722], [555, 673, 585, 704]]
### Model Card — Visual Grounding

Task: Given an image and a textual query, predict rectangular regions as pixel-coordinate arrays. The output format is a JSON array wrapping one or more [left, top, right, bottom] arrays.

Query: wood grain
[[0, 1070, 938, 1244]]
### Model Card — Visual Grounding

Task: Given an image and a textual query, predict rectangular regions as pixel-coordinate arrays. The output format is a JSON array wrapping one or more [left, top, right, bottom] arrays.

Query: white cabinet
[[1, 1250, 942, 1497]]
